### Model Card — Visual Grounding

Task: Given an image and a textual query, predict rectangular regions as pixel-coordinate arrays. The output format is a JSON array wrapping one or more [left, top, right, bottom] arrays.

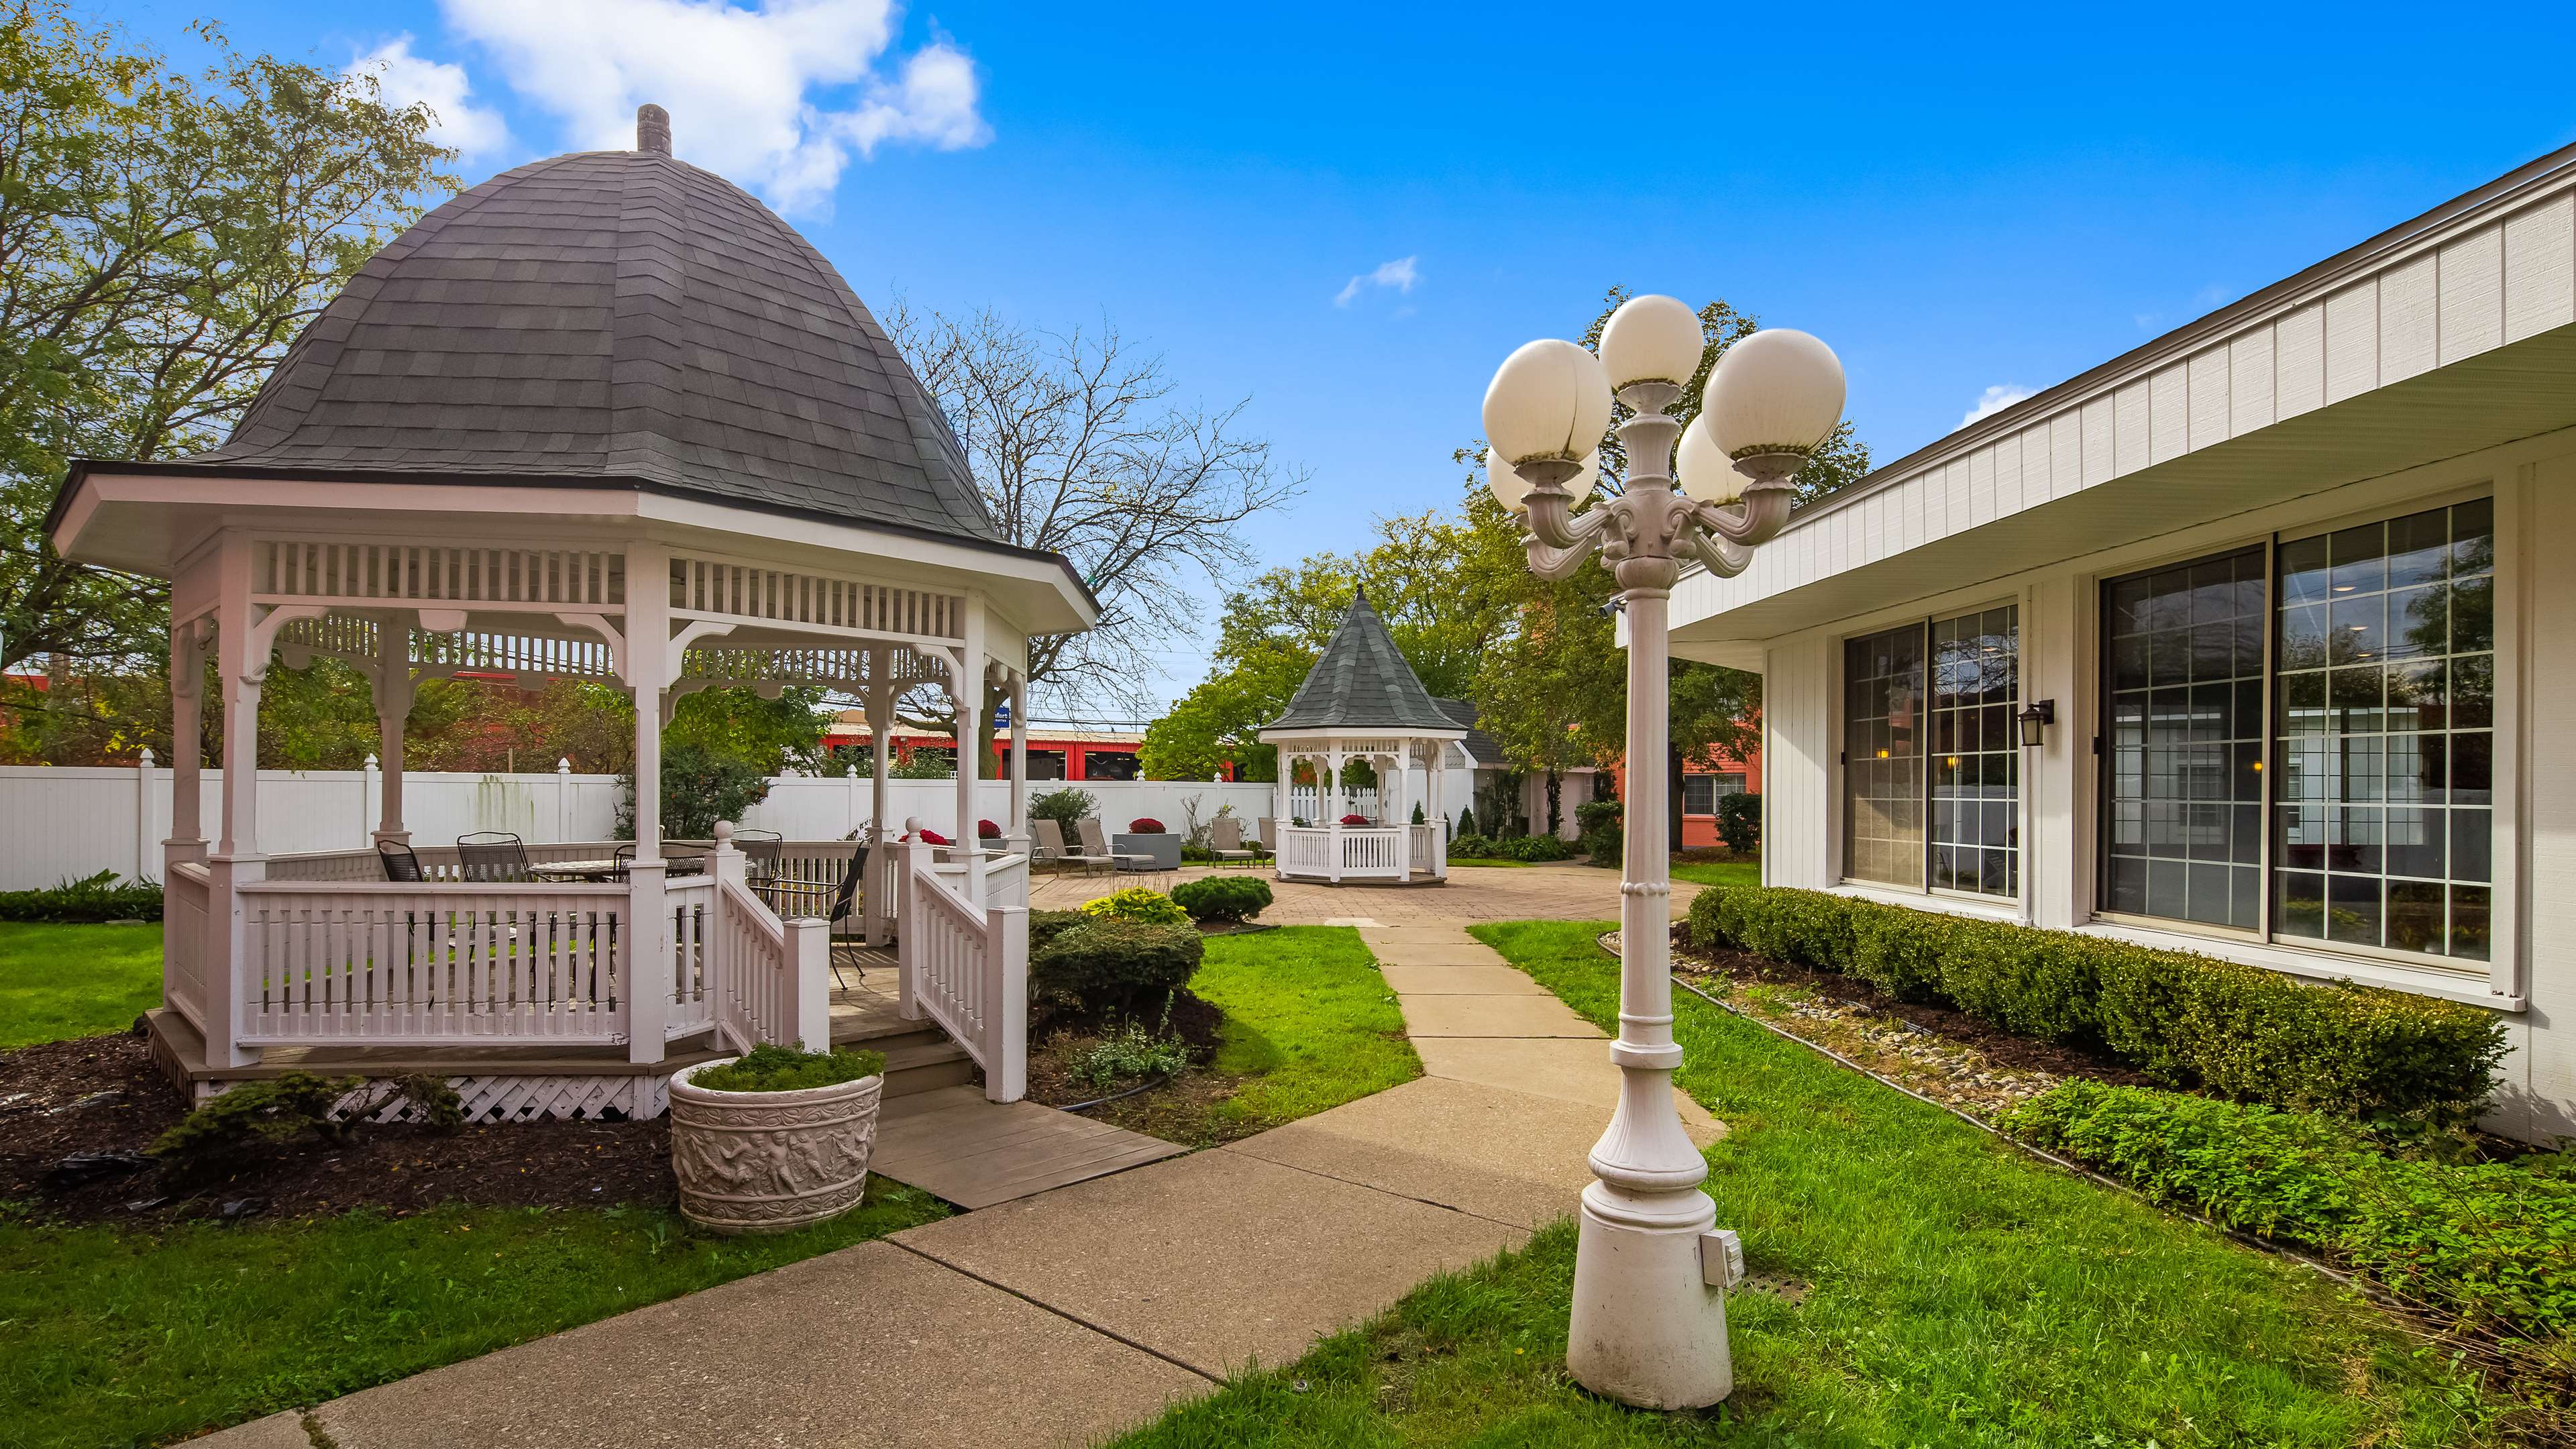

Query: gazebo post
[[1392, 750, 1411, 875], [206, 539, 264, 1067], [624, 541, 669, 1064], [166, 616, 207, 869], [1326, 747, 1344, 883], [865, 660, 894, 947], [954, 597, 986, 910], [371, 612, 413, 844], [1006, 668, 1030, 859]]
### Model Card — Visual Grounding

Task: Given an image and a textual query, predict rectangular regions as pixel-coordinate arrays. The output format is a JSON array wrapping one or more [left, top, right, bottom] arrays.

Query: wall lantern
[[2017, 698, 2056, 748]]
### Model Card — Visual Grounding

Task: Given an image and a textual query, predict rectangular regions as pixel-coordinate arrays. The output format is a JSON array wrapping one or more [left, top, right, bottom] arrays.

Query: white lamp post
[[1483, 296, 1843, 1409]]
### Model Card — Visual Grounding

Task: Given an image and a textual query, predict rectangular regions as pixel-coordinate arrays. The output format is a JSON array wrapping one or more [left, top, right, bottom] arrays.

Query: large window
[[2102, 547, 2265, 928], [2275, 500, 2493, 961], [1843, 606, 2018, 898], [2095, 498, 2495, 967], [1682, 772, 1748, 816]]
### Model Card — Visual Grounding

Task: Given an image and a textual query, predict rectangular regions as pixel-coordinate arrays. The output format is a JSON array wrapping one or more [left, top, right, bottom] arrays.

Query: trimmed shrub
[[1128, 817, 1167, 835], [2006, 1081, 2576, 1341], [1454, 805, 1478, 837], [1171, 874, 1271, 923], [1030, 918, 1202, 1024], [1684, 882, 2506, 1122], [1715, 791, 1761, 854], [1485, 833, 1578, 863], [0, 869, 162, 922], [1080, 887, 1191, 926], [1030, 909, 1089, 955]]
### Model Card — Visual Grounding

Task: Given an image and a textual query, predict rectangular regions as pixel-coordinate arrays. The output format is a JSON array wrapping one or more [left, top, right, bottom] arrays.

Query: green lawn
[[0, 1184, 947, 1449], [1670, 859, 1760, 891], [1176, 926, 1421, 1139], [1113, 920, 2496, 1448], [0, 922, 162, 1049]]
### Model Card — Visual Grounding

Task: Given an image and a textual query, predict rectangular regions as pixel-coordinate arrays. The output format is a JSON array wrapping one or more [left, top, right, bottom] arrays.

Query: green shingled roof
[[1266, 589, 1460, 733]]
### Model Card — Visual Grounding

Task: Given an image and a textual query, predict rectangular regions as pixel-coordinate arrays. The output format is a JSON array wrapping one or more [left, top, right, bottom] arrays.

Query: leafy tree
[[0, 6, 456, 675], [1138, 510, 1515, 780], [616, 741, 771, 841]]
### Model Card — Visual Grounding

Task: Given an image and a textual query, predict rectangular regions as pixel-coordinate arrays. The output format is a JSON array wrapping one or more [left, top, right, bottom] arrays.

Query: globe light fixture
[[1487, 446, 1599, 513], [1481, 338, 1613, 472], [1598, 292, 1707, 390], [1480, 315, 1843, 1410]]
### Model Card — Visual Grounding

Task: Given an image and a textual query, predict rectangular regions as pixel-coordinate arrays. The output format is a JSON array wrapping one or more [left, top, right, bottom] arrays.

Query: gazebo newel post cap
[[1483, 320, 1842, 1411]]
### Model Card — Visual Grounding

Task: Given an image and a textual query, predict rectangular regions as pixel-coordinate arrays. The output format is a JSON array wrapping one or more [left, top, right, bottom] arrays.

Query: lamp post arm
[[1522, 482, 1611, 550], [1682, 527, 1754, 579]]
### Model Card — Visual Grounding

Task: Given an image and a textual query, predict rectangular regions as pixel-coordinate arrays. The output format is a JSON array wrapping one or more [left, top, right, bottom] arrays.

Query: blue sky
[[108, 1, 2576, 714]]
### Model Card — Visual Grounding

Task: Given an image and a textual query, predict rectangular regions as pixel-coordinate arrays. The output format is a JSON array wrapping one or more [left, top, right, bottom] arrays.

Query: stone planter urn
[[1112, 832, 1183, 870], [667, 1059, 883, 1234]]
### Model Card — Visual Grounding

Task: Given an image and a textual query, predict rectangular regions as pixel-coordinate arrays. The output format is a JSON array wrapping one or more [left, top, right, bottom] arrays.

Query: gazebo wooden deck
[[47, 107, 1095, 1120]]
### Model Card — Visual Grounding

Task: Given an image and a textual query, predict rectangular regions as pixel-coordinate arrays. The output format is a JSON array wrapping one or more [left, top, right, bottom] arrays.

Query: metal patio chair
[[455, 830, 534, 883]]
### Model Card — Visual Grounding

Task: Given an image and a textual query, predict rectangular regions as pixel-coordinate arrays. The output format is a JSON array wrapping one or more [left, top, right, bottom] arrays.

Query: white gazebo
[[46, 107, 1094, 1118], [1258, 590, 1462, 883]]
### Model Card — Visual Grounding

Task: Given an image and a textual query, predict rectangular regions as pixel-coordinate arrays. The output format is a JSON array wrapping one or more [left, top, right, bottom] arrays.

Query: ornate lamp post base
[[1569, 1185, 1732, 1407]]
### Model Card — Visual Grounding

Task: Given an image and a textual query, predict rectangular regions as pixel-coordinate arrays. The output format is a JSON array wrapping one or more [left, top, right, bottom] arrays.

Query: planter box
[[668, 1060, 883, 1235], [1112, 832, 1182, 870]]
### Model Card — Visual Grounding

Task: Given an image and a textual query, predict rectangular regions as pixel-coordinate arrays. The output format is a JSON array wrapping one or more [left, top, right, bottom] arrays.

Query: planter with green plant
[[667, 1043, 889, 1235]]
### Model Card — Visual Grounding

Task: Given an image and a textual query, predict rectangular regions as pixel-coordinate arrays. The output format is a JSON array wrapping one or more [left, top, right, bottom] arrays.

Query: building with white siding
[[1664, 141, 2576, 1140]]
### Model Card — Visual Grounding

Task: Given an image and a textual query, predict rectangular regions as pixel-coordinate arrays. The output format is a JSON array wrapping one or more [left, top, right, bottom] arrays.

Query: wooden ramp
[[871, 1086, 1185, 1210]]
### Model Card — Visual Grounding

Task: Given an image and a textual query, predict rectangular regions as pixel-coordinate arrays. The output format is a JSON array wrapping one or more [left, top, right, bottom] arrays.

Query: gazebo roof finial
[[637, 103, 672, 156]]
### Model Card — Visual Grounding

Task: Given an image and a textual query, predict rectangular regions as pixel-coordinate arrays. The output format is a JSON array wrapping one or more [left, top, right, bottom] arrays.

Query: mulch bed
[[1667, 928, 2155, 1089], [0, 1028, 680, 1227], [1024, 989, 1255, 1144]]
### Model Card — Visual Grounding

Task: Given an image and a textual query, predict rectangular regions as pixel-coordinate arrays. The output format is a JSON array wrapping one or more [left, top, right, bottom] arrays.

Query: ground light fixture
[[1481, 297, 1844, 1409]]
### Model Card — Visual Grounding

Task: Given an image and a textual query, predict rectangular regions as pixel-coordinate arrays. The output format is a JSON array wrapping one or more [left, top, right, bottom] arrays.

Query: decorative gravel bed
[[1615, 926, 2155, 1122]]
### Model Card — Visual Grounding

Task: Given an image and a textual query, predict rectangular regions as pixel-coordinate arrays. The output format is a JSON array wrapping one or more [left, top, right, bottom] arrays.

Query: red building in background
[[822, 710, 1237, 782], [1610, 743, 1762, 849]]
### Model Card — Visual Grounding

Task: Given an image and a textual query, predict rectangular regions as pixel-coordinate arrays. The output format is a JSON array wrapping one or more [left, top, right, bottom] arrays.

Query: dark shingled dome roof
[[1269, 590, 1460, 733], [190, 145, 997, 542]]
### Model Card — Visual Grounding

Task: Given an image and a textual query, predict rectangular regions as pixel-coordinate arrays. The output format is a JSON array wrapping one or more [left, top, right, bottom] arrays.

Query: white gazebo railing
[[234, 881, 632, 1046], [1273, 823, 1437, 882], [896, 830, 1029, 1102]]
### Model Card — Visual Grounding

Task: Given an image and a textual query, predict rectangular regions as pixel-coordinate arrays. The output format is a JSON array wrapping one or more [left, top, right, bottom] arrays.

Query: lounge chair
[[1209, 815, 1263, 868], [1032, 818, 1113, 875], [1077, 817, 1155, 873]]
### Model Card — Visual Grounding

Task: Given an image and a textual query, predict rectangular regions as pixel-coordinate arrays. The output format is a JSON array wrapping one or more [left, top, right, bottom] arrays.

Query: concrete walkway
[[208, 917, 1716, 1449]]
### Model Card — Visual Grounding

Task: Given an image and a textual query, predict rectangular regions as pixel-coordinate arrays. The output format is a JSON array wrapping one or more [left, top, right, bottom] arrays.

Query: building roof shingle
[[1430, 696, 1504, 766], [1266, 590, 1460, 733], [186, 146, 996, 542]]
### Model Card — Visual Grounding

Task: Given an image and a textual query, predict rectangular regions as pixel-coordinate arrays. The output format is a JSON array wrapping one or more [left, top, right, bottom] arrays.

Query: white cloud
[[347, 35, 511, 160], [439, 0, 991, 213], [1335, 255, 1419, 307], [1958, 384, 2037, 430]]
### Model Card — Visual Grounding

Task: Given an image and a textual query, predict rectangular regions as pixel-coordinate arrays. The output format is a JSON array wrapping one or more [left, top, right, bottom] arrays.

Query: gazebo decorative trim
[[1257, 590, 1462, 884], [48, 110, 1088, 1118]]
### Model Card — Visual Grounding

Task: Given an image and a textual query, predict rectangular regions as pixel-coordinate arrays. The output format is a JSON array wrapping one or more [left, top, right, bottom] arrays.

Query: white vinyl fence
[[0, 764, 1278, 890]]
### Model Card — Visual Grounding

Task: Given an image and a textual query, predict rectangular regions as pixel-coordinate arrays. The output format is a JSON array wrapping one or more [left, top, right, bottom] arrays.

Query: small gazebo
[[1258, 590, 1462, 883], [46, 107, 1093, 1116]]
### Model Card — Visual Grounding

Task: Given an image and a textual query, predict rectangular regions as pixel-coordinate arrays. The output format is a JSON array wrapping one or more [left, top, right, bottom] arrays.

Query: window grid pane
[[1843, 623, 1924, 888], [1929, 606, 2020, 898], [2102, 547, 2265, 929], [2274, 499, 2493, 961]]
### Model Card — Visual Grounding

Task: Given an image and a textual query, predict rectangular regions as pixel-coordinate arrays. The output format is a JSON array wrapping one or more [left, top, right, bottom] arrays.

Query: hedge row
[[1684, 883, 2505, 1123], [0, 870, 164, 923], [2007, 1081, 2576, 1343]]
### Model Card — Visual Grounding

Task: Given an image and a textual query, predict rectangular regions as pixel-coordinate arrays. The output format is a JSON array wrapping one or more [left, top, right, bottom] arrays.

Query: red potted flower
[[914, 828, 951, 846], [977, 818, 1002, 839], [1340, 813, 1371, 826], [1113, 816, 1179, 871]]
